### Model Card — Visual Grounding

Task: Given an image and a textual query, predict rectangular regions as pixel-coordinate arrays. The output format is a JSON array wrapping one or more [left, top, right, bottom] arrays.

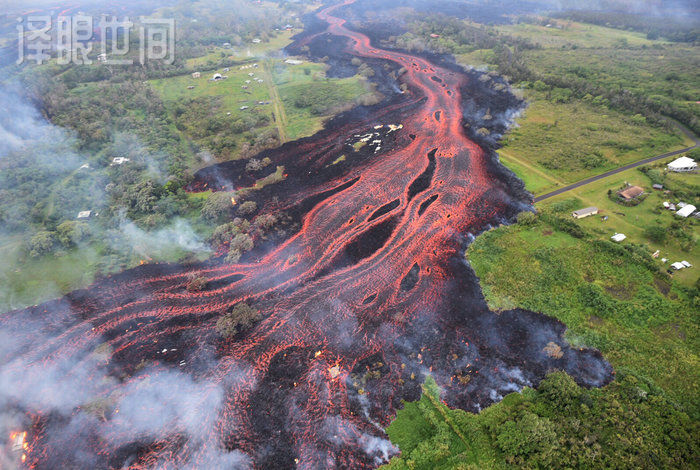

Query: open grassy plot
[[496, 20, 665, 49], [499, 90, 689, 195], [0, 236, 102, 312], [151, 59, 373, 159], [499, 90, 686, 195], [467, 216, 699, 416], [185, 30, 297, 69], [538, 163, 699, 286]]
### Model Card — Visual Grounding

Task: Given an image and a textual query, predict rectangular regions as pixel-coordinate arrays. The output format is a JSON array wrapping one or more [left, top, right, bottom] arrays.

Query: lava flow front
[[0, 1, 612, 469]]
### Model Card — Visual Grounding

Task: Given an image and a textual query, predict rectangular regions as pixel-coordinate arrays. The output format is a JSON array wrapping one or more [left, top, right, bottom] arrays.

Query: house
[[611, 233, 627, 242], [618, 185, 644, 200], [572, 207, 598, 219], [97, 53, 107, 62], [77, 210, 92, 219], [667, 156, 697, 172], [652, 183, 663, 190], [681, 261, 692, 268], [670, 262, 685, 271], [187, 85, 195, 89], [285, 59, 303, 65], [111, 157, 130, 165], [676, 204, 696, 218], [212, 73, 223, 80], [192, 71, 201, 79], [79, 163, 90, 170], [240, 106, 249, 110], [252, 38, 262, 44], [430, 33, 441, 38]]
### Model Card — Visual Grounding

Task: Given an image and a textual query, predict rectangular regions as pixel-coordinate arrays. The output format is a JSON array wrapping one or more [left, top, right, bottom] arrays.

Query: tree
[[28, 231, 56, 257], [202, 192, 235, 221], [495, 412, 557, 460], [56, 220, 90, 247]]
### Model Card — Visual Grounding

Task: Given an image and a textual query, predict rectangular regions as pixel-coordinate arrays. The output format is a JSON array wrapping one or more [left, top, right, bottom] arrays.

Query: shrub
[[186, 274, 207, 292], [215, 302, 261, 337], [237, 201, 258, 216]]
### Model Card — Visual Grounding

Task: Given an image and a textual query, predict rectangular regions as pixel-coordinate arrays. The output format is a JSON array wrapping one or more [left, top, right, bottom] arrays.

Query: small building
[[670, 262, 685, 271], [611, 233, 627, 242], [430, 33, 441, 38], [79, 163, 90, 170], [252, 38, 262, 44], [667, 156, 697, 172], [681, 260, 692, 268], [662, 201, 670, 208], [618, 185, 644, 200], [240, 106, 249, 110], [572, 206, 598, 219], [111, 157, 130, 165], [652, 183, 663, 190], [187, 85, 195, 89], [192, 71, 201, 79], [676, 204, 696, 218], [212, 73, 223, 80], [285, 59, 304, 65], [97, 53, 107, 62], [77, 210, 92, 219]]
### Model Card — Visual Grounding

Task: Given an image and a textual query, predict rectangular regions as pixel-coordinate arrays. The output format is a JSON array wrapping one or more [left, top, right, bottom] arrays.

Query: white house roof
[[676, 204, 696, 218], [611, 233, 626, 242], [671, 262, 685, 270], [668, 156, 696, 169]]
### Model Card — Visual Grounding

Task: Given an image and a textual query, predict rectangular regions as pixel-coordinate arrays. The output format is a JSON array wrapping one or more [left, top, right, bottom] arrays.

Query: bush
[[215, 302, 261, 337], [202, 192, 235, 221], [516, 211, 537, 226], [237, 201, 258, 216], [186, 274, 207, 292], [230, 233, 254, 253], [644, 225, 667, 244]]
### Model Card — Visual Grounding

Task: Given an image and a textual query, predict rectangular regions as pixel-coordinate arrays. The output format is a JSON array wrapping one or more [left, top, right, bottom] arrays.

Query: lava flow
[[0, 1, 612, 469]]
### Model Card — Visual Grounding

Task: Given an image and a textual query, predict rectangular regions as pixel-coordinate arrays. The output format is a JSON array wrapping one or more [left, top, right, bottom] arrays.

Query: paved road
[[534, 122, 699, 203]]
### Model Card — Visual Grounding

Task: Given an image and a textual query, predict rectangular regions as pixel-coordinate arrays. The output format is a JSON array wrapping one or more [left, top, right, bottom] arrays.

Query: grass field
[[0, 236, 102, 312], [499, 90, 690, 195]]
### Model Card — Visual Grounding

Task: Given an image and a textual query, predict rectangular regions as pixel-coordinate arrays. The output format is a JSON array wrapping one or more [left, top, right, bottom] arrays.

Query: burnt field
[[0, 1, 612, 468]]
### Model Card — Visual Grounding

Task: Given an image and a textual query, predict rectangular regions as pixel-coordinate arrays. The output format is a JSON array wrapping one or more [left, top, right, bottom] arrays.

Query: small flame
[[231, 197, 237, 206], [314, 351, 322, 358]]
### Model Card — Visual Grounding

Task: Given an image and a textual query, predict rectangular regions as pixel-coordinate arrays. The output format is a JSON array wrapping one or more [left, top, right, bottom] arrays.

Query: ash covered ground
[[0, 1, 612, 468]]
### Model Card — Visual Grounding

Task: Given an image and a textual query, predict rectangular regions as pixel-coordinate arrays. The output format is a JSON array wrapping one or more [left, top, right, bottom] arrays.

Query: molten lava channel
[[0, 1, 612, 468]]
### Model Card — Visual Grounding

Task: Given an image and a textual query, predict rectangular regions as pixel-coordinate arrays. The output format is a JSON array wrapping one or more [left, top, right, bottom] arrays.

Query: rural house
[[667, 156, 697, 172], [572, 207, 598, 219], [618, 185, 644, 200], [192, 71, 201, 78]]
